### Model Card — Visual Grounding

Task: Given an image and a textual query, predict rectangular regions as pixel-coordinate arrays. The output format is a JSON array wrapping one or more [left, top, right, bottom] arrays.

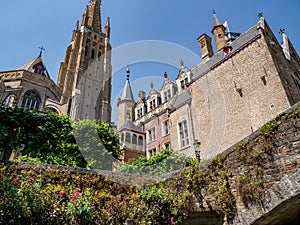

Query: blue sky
[[1, 0, 299, 122]]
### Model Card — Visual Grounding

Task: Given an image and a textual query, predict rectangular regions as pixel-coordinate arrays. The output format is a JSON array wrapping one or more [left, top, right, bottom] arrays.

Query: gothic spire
[[88, 0, 102, 32]]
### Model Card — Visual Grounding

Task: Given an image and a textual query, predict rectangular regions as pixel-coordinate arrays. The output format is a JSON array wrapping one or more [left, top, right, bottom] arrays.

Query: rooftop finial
[[164, 72, 168, 79], [150, 82, 154, 89], [180, 59, 184, 67], [279, 28, 285, 34], [213, 9, 216, 14], [126, 65, 130, 81], [38, 46, 45, 56], [258, 12, 263, 18]]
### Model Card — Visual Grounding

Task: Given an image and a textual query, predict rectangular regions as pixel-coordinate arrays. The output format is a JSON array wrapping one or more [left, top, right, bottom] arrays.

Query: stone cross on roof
[[39, 46, 45, 56]]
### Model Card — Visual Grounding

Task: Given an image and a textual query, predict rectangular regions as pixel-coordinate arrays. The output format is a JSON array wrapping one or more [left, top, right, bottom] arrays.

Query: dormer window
[[180, 78, 189, 90], [137, 108, 143, 117], [149, 99, 156, 110]]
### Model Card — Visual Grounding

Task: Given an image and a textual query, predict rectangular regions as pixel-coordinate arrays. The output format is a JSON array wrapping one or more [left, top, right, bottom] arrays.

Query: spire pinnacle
[[88, 0, 102, 32], [212, 10, 223, 28], [105, 17, 111, 38], [164, 72, 168, 79], [150, 82, 154, 89], [126, 65, 130, 81]]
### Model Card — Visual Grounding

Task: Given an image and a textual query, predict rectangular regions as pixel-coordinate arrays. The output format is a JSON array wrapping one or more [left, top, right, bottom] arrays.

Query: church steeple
[[88, 0, 102, 32]]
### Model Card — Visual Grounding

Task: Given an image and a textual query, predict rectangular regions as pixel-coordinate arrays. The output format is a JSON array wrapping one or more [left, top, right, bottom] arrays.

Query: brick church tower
[[57, 0, 112, 122]]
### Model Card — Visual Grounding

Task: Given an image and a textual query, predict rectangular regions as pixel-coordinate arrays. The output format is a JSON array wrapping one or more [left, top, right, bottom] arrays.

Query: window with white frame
[[178, 120, 189, 148], [149, 99, 156, 110], [148, 128, 156, 143], [137, 107, 143, 118], [180, 77, 189, 90], [162, 120, 170, 136]]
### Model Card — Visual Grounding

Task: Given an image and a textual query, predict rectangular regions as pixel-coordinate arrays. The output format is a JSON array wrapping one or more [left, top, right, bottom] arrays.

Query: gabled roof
[[17, 54, 51, 78]]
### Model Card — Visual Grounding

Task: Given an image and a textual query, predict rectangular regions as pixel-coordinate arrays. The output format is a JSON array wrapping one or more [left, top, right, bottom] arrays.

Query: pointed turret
[[71, 21, 79, 41], [88, 0, 102, 32], [104, 17, 111, 38], [211, 10, 226, 52], [120, 67, 134, 102], [82, 5, 89, 26], [117, 66, 136, 129]]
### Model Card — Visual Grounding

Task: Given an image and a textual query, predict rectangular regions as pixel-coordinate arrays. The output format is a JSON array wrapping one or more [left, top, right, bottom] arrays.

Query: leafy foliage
[[117, 149, 197, 175], [0, 104, 120, 169]]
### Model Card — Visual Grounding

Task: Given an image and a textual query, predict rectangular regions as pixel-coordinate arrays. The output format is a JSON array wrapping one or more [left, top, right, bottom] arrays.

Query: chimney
[[197, 34, 214, 61], [138, 91, 146, 101]]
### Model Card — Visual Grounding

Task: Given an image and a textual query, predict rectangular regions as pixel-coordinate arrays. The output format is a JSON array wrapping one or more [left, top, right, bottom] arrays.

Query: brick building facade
[[117, 13, 300, 160]]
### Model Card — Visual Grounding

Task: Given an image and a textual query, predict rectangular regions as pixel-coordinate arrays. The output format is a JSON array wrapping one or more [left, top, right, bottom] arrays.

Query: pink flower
[[173, 199, 177, 206], [13, 177, 19, 185], [59, 191, 64, 198], [71, 190, 80, 201], [170, 216, 175, 222]]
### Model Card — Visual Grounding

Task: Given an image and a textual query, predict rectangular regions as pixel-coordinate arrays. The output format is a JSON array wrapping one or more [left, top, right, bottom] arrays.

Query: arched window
[[132, 134, 137, 145], [121, 133, 125, 142], [21, 90, 41, 111], [125, 132, 131, 143], [3, 95, 15, 107], [138, 136, 143, 146]]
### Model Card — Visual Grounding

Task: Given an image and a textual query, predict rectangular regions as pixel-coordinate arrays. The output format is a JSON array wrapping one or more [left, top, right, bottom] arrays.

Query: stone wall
[[179, 103, 300, 224], [189, 24, 297, 159]]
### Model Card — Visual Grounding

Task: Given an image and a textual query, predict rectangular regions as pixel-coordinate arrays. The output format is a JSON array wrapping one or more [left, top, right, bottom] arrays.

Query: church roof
[[17, 54, 51, 78], [120, 80, 134, 102]]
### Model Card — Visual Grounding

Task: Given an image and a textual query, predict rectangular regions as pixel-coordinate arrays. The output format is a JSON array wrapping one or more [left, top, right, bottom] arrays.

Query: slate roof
[[120, 80, 134, 102], [171, 89, 191, 112], [119, 118, 143, 133]]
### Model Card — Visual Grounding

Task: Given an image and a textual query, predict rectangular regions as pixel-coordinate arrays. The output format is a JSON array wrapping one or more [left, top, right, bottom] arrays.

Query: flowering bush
[[0, 162, 189, 224]]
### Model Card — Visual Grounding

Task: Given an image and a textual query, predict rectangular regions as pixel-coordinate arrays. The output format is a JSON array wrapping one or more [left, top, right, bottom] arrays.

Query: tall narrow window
[[132, 134, 137, 145], [178, 120, 189, 148], [138, 136, 144, 146], [21, 91, 41, 111], [148, 128, 156, 143], [162, 120, 169, 136]]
